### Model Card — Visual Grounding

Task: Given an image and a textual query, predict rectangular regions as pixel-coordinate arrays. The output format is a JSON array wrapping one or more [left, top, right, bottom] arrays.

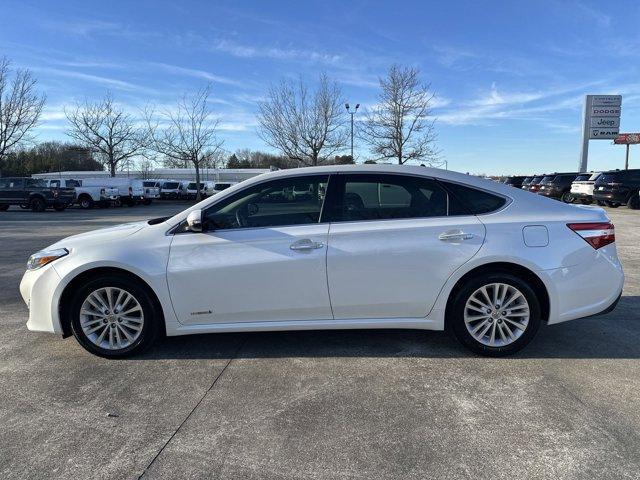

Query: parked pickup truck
[[42, 178, 120, 209], [0, 177, 75, 212], [81, 178, 145, 206]]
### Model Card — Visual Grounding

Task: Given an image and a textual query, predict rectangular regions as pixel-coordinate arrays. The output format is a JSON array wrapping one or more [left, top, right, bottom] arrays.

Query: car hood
[[48, 222, 147, 250]]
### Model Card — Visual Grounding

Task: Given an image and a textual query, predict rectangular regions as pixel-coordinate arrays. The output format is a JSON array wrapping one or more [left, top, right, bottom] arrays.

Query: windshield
[[521, 177, 532, 184], [143, 181, 158, 187], [163, 182, 180, 189]]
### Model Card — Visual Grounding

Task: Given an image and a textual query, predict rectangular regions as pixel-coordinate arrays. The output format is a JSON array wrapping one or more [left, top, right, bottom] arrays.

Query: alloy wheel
[[463, 283, 530, 347], [79, 287, 144, 350]]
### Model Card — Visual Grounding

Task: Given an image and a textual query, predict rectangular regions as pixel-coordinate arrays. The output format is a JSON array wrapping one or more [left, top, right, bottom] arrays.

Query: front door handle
[[290, 239, 324, 251], [438, 230, 475, 241]]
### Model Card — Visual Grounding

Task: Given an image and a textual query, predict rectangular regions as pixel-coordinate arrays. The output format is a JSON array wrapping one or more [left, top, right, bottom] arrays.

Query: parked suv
[[593, 169, 640, 209], [537, 173, 578, 203], [0, 177, 75, 212], [525, 175, 544, 193], [211, 182, 237, 195], [503, 176, 527, 188], [520, 177, 533, 190], [570, 172, 601, 205]]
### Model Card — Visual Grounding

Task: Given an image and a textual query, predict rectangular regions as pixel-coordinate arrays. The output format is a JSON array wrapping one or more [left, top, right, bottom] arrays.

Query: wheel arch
[[58, 266, 166, 338], [444, 262, 550, 326]]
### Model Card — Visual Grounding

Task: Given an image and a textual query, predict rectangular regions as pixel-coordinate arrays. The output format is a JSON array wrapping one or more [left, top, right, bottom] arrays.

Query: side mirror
[[186, 209, 203, 233]]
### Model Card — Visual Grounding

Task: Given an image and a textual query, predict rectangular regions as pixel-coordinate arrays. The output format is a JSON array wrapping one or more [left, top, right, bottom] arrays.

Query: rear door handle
[[290, 239, 324, 251], [438, 231, 475, 241]]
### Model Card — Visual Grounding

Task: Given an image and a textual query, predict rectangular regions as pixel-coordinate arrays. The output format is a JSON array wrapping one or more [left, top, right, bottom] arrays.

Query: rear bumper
[[593, 191, 628, 203], [542, 244, 624, 325], [571, 192, 593, 201]]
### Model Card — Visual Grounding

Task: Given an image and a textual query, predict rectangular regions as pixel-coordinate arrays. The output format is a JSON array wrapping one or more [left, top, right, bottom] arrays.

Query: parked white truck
[[81, 178, 145, 206], [141, 181, 162, 205], [41, 178, 120, 209]]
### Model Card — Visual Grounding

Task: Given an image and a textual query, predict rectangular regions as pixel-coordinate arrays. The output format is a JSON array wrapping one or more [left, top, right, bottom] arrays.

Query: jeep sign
[[579, 94, 622, 171]]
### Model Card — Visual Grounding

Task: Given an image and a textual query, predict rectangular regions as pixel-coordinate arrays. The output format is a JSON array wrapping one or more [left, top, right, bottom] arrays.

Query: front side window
[[197, 175, 329, 230], [326, 174, 450, 222]]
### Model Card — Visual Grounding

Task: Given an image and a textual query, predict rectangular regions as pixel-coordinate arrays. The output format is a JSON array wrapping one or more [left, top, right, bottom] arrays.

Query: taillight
[[567, 222, 615, 249]]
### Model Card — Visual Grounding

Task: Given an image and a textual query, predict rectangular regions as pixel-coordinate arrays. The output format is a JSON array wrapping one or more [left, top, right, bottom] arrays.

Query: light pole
[[345, 103, 359, 161]]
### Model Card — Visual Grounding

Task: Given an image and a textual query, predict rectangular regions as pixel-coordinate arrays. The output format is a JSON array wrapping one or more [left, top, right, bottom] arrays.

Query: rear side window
[[442, 182, 507, 215], [327, 174, 450, 222]]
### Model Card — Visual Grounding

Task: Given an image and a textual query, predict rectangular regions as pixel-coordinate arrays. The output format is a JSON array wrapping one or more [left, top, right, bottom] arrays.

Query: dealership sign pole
[[614, 133, 640, 170], [578, 95, 622, 172]]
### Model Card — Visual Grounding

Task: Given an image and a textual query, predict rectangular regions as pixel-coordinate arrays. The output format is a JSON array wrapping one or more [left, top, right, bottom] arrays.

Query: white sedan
[[20, 165, 624, 357]]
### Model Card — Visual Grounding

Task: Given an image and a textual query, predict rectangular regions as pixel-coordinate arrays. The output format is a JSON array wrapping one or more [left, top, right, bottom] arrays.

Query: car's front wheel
[[69, 274, 160, 358], [449, 273, 541, 356]]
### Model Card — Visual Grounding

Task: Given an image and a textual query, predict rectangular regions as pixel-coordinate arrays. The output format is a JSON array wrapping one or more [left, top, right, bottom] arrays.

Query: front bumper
[[20, 265, 63, 334]]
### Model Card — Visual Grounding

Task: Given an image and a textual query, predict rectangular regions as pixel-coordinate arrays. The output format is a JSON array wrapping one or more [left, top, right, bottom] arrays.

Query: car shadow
[[136, 295, 640, 360]]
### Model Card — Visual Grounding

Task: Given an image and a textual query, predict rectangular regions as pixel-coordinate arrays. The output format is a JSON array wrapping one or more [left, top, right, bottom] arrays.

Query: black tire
[[448, 272, 542, 357], [605, 201, 619, 208], [78, 195, 94, 209], [53, 204, 67, 211], [596, 200, 606, 206], [627, 193, 640, 210], [560, 192, 575, 203], [143, 199, 152, 205], [30, 196, 46, 212], [0, 204, 9, 211], [69, 274, 160, 358], [580, 199, 592, 205]]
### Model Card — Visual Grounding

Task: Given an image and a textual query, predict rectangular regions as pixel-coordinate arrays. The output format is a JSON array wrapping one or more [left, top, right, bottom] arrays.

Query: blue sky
[[1, 0, 639, 174]]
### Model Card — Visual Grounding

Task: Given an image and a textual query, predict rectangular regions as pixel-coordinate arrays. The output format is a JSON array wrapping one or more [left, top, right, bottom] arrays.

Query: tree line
[[0, 54, 440, 200]]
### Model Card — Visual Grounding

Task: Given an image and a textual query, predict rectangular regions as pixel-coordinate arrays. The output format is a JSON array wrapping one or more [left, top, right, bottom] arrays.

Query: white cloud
[[209, 38, 342, 65], [147, 62, 243, 87]]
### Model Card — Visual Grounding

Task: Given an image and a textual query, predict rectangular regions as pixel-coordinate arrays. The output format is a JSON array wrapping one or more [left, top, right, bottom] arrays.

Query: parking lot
[[1, 203, 639, 479]]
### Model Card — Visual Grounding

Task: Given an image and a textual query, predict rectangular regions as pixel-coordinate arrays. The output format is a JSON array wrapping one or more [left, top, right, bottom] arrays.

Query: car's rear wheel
[[449, 273, 541, 356], [627, 193, 640, 210], [79, 195, 94, 209], [0, 204, 9, 211], [560, 192, 575, 203], [606, 201, 619, 208], [69, 274, 160, 358], [30, 197, 46, 212]]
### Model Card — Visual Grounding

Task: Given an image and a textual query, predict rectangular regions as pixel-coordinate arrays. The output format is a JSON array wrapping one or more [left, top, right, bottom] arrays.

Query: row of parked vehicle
[[501, 169, 640, 209], [0, 176, 238, 212]]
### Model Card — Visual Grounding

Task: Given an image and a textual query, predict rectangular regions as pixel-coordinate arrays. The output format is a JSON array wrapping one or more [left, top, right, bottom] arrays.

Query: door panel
[[327, 216, 485, 319], [168, 225, 332, 324]]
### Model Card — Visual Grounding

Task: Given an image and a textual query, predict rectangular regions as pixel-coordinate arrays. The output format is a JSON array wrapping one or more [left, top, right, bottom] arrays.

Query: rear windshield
[[541, 175, 556, 183], [163, 182, 180, 189], [215, 183, 232, 190], [574, 174, 591, 181], [504, 176, 523, 182], [588, 173, 601, 181], [530, 176, 544, 184], [521, 177, 532, 184], [598, 172, 624, 183]]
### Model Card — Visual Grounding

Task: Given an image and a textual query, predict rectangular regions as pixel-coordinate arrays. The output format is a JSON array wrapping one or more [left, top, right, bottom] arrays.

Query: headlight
[[27, 248, 69, 271]]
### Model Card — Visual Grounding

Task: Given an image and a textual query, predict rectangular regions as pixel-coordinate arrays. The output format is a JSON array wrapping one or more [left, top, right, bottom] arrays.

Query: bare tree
[[258, 74, 346, 166], [145, 85, 223, 201], [360, 65, 438, 164], [66, 93, 147, 176], [0, 57, 46, 168]]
